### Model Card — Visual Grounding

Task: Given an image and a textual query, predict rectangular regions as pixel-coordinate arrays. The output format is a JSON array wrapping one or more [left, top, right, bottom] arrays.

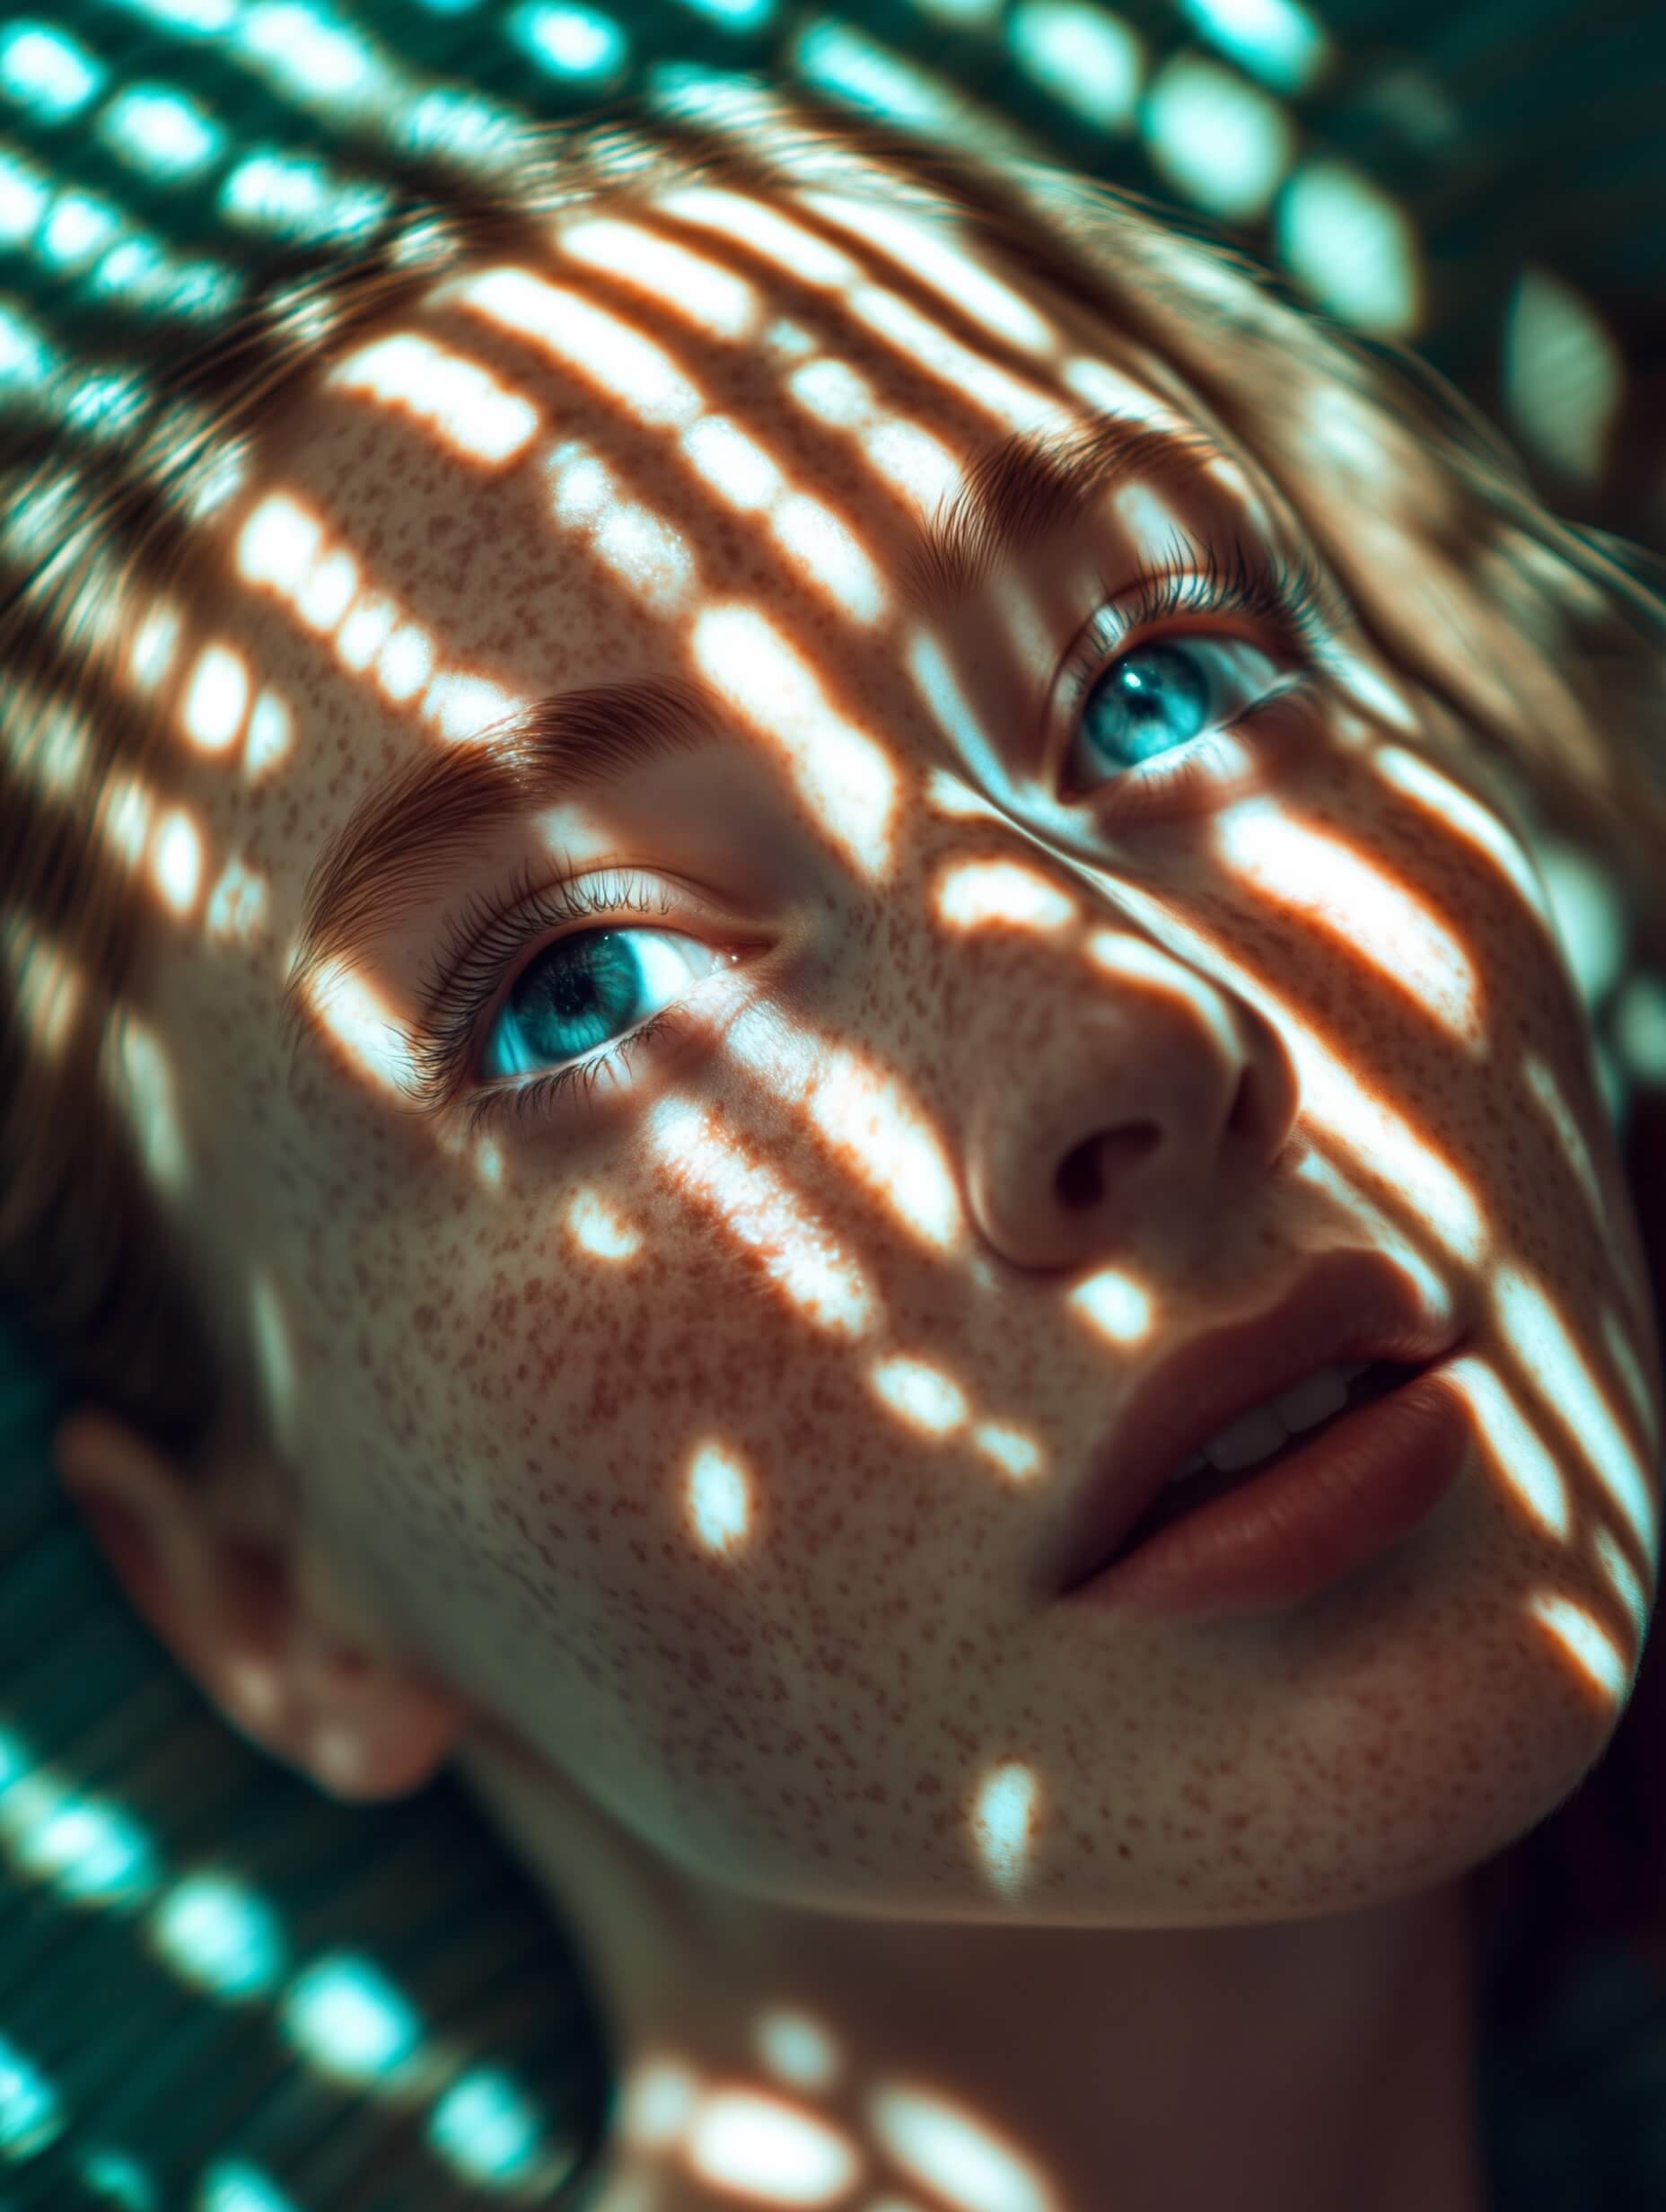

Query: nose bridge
[[913, 819, 1292, 1262]]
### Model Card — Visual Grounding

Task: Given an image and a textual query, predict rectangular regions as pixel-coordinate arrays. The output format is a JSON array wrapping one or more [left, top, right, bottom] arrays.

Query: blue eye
[[1067, 631, 1289, 791], [400, 865, 743, 1139], [481, 926, 712, 1084]]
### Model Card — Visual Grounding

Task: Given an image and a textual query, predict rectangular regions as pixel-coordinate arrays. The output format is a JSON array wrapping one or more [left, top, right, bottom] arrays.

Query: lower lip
[[1064, 1354, 1471, 1622]]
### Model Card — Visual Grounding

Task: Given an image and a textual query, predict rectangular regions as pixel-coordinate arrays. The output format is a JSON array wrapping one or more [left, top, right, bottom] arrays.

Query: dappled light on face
[[303, 961, 418, 1105], [720, 1011, 963, 1255], [234, 492, 456, 715], [934, 856, 1076, 935], [541, 440, 695, 614], [61, 180, 1666, 1700], [800, 188, 1057, 358], [180, 641, 251, 754], [150, 804, 203, 919], [690, 605, 899, 881], [322, 331, 542, 464], [566, 1185, 644, 1261], [557, 216, 763, 343], [112, 1009, 189, 1198], [1128, 883, 1492, 1268], [1211, 796, 1484, 1041], [685, 2084, 864, 2206], [203, 847, 275, 950], [610, 2032, 1065, 2210], [844, 279, 1072, 445], [442, 265, 706, 429], [657, 185, 864, 293], [643, 1091, 877, 1341], [1493, 1270, 1660, 1567], [868, 1356, 1044, 1482], [1373, 742, 1556, 924], [680, 415, 886, 624], [780, 350, 967, 514]]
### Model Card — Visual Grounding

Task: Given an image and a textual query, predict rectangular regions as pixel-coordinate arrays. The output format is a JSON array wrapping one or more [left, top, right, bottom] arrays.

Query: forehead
[[166, 178, 1255, 1086], [212, 182, 1205, 719]]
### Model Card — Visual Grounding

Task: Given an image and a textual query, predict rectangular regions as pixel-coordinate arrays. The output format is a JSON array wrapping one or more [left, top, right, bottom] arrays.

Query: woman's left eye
[[1063, 628, 1292, 802]]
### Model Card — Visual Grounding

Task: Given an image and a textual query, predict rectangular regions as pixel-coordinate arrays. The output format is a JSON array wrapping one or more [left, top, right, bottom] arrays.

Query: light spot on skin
[[1213, 798, 1483, 1041], [798, 188, 1058, 358], [203, 852, 268, 949], [303, 963, 417, 1103], [969, 1763, 1043, 1899], [970, 1423, 1044, 1480], [644, 1092, 879, 1339], [128, 597, 183, 694], [869, 1356, 969, 1438], [1065, 1268, 1158, 1347], [151, 807, 202, 917], [322, 331, 541, 464], [934, 857, 1076, 935], [112, 1012, 187, 1196], [656, 185, 862, 290], [181, 643, 250, 754], [688, 603, 899, 880], [567, 1187, 644, 1260], [443, 267, 703, 430], [335, 591, 399, 674], [1495, 1267, 1660, 1556], [591, 505, 694, 616], [842, 281, 1071, 440], [688, 1442, 750, 1557], [558, 217, 761, 343], [684, 2088, 858, 2203]]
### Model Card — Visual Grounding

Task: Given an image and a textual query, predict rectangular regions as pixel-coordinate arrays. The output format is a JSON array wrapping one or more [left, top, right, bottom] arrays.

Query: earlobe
[[300, 1672, 474, 1804], [52, 1403, 472, 1804]]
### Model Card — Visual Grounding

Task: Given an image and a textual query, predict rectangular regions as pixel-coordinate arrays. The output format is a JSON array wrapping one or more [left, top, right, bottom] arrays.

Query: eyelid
[[1046, 527, 1330, 752], [394, 863, 725, 1122]]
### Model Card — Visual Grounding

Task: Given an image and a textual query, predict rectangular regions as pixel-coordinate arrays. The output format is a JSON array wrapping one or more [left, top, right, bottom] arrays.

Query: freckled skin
[[75, 178, 1662, 2212]]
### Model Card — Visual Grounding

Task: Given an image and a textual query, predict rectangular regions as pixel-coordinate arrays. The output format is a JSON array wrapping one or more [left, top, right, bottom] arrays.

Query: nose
[[963, 963, 1300, 1273]]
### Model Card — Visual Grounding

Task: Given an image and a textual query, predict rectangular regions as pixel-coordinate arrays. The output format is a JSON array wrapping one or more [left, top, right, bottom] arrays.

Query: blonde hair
[[4, 83, 1665, 2018]]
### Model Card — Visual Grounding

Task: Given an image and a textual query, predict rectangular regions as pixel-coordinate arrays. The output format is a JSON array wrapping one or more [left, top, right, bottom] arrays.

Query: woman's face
[[146, 172, 1658, 1930]]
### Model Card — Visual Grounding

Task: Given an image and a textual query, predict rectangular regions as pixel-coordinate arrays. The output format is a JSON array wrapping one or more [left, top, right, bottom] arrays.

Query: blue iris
[[1080, 639, 1213, 769], [485, 928, 644, 1081]]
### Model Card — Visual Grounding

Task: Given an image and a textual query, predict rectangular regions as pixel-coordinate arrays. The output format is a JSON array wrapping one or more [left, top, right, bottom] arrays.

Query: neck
[[456, 1721, 1488, 2212]]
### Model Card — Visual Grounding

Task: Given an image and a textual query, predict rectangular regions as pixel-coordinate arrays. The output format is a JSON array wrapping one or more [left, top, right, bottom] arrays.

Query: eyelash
[[1056, 530, 1330, 825], [406, 534, 1334, 1137]]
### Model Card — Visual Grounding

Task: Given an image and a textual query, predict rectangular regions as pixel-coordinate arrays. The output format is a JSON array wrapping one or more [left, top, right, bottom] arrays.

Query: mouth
[[1093, 1358, 1422, 1574]]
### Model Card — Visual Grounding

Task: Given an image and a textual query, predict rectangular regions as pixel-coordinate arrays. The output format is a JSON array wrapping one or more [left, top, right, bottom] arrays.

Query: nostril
[[1059, 1126, 1160, 1207], [1057, 1144, 1101, 1207]]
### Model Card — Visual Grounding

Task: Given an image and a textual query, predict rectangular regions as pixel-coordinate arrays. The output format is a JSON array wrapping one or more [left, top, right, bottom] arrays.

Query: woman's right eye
[[479, 925, 731, 1090], [399, 865, 745, 1135]]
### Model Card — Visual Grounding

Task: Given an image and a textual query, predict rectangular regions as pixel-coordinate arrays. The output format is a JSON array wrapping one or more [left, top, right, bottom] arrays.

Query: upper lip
[[1056, 1247, 1466, 1594]]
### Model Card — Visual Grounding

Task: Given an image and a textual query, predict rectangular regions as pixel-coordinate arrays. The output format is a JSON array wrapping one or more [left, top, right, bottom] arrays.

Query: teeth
[[1170, 1360, 1368, 1483]]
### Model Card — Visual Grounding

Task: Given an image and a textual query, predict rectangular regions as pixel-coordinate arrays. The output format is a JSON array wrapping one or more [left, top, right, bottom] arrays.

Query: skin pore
[[50, 167, 1663, 2212]]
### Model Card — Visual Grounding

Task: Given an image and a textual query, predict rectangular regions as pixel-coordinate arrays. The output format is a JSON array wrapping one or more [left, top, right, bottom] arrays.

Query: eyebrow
[[279, 410, 1225, 1069]]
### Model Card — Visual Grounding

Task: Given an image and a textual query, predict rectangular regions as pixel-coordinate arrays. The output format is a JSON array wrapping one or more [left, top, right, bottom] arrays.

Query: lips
[[1095, 1356, 1421, 1569], [1055, 1250, 1466, 1596]]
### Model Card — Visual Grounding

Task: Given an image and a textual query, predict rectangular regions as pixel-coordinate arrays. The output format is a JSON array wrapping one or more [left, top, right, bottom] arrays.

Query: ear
[[51, 1407, 471, 1804]]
